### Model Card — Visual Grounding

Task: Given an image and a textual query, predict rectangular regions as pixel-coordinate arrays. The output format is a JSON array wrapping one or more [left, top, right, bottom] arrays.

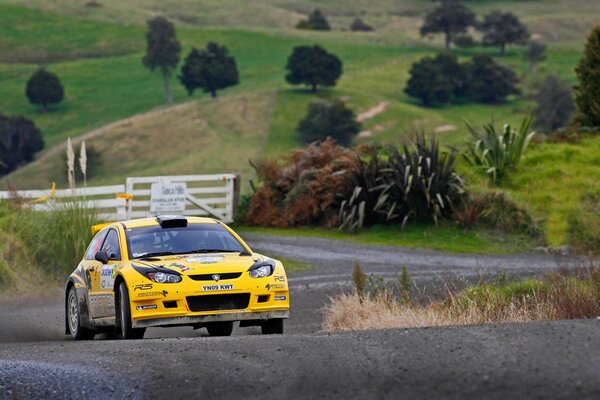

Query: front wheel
[[116, 282, 146, 340], [261, 318, 284, 335], [206, 321, 234, 337], [67, 287, 95, 340]]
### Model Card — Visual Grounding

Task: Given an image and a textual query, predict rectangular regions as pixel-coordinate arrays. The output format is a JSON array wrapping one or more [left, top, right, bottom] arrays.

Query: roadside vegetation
[[0, 199, 97, 291], [323, 264, 600, 332]]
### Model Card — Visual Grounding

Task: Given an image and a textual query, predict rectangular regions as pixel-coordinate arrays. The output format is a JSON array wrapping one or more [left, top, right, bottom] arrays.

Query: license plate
[[202, 284, 235, 291]]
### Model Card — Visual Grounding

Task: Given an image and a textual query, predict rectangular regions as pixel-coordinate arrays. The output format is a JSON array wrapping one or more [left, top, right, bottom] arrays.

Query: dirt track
[[1, 234, 597, 399]]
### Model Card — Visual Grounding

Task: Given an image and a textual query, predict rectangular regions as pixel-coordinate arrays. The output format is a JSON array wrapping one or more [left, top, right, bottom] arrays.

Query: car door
[[88, 228, 123, 319]]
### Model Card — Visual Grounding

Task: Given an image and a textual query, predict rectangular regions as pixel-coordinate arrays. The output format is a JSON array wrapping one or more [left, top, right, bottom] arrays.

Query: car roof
[[91, 216, 219, 235], [122, 216, 219, 229]]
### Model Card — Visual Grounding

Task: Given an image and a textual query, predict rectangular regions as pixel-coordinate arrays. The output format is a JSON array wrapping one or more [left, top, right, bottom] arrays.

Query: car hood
[[132, 252, 269, 275]]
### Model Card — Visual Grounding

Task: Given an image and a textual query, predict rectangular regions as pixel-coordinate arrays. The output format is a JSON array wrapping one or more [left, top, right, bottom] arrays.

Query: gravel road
[[0, 233, 595, 399]]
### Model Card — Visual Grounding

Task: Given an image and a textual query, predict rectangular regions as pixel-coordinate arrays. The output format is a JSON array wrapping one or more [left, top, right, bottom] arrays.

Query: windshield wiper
[[187, 249, 239, 254], [136, 251, 176, 259]]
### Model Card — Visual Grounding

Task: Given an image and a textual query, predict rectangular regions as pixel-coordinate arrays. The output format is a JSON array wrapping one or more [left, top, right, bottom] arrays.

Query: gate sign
[[150, 182, 187, 213]]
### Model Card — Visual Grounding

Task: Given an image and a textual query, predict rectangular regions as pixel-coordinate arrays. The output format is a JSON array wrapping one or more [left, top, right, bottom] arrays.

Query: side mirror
[[95, 251, 109, 264]]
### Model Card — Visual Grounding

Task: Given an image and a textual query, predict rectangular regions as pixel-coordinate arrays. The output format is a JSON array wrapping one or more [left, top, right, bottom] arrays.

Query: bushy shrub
[[245, 139, 355, 227], [374, 134, 464, 225], [340, 136, 465, 230], [463, 117, 536, 184], [0, 114, 44, 175], [404, 53, 466, 106], [350, 18, 374, 32], [285, 45, 342, 92], [454, 191, 541, 237], [296, 9, 330, 31], [568, 193, 600, 255], [531, 75, 575, 133], [25, 68, 64, 112], [297, 99, 361, 146], [405, 54, 518, 106], [464, 55, 520, 103]]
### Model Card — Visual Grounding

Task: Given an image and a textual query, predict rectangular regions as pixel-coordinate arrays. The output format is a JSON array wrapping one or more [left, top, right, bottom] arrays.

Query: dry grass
[[322, 269, 600, 332]]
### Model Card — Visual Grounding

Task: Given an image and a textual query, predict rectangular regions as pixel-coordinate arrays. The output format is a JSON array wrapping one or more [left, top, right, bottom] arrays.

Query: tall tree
[[574, 26, 600, 127], [25, 68, 64, 112], [296, 9, 331, 31], [479, 11, 530, 55], [524, 42, 547, 73], [179, 42, 239, 98], [531, 75, 575, 133], [285, 45, 342, 92], [465, 55, 520, 103], [297, 99, 360, 146], [142, 17, 181, 105], [0, 114, 44, 175], [420, 0, 476, 51]]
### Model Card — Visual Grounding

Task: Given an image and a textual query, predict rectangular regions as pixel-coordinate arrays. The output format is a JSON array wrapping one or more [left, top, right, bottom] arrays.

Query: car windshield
[[125, 223, 247, 259]]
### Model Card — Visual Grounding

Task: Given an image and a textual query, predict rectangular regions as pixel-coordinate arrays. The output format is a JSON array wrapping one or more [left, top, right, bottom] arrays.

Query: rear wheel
[[67, 287, 95, 340], [261, 318, 284, 335], [206, 321, 234, 337], [116, 282, 146, 340]]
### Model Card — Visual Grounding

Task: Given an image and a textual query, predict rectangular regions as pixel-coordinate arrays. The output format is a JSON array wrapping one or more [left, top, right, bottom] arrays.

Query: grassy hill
[[0, 1, 599, 248]]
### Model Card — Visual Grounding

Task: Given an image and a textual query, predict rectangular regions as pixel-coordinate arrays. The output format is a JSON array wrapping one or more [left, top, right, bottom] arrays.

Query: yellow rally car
[[65, 215, 289, 340]]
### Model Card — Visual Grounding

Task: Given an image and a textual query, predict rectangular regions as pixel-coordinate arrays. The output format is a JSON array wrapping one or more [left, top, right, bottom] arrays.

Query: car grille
[[186, 293, 250, 312], [188, 273, 242, 281]]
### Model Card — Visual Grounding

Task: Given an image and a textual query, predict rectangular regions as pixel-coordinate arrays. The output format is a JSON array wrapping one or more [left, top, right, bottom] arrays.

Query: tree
[[285, 45, 342, 92], [531, 75, 575, 133], [25, 68, 64, 112], [404, 53, 467, 106], [574, 26, 600, 127], [350, 18, 374, 32], [465, 55, 520, 103], [297, 99, 360, 146], [420, 0, 476, 51], [296, 9, 331, 31], [524, 42, 547, 73], [179, 42, 239, 98], [142, 17, 181, 105], [0, 114, 44, 175], [479, 11, 530, 55]]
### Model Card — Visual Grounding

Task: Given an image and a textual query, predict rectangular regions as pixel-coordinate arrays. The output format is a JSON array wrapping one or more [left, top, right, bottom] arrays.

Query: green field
[[0, 1, 598, 249]]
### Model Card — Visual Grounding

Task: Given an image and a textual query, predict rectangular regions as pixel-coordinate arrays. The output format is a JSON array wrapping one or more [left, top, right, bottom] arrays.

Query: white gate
[[0, 184, 127, 221], [0, 174, 241, 223], [125, 174, 239, 223]]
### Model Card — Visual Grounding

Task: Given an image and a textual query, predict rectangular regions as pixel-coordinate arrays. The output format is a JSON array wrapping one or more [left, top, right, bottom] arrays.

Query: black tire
[[116, 282, 146, 340], [261, 318, 284, 335], [206, 321, 234, 337], [67, 287, 95, 340]]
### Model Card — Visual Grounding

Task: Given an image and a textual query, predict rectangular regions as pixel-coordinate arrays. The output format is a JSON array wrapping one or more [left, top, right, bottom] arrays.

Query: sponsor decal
[[265, 283, 285, 291], [202, 284, 234, 291], [186, 256, 224, 264], [169, 262, 194, 272], [100, 265, 117, 289], [136, 304, 158, 311], [137, 290, 168, 298], [90, 294, 113, 304], [134, 283, 153, 291], [273, 275, 286, 282], [274, 296, 287, 301]]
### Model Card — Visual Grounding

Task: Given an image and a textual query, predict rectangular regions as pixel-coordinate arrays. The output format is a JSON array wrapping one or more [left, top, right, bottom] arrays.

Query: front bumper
[[132, 309, 289, 328]]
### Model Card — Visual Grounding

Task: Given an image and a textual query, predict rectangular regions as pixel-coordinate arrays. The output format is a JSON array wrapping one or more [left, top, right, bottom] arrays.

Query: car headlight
[[148, 272, 182, 283], [248, 259, 275, 278]]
